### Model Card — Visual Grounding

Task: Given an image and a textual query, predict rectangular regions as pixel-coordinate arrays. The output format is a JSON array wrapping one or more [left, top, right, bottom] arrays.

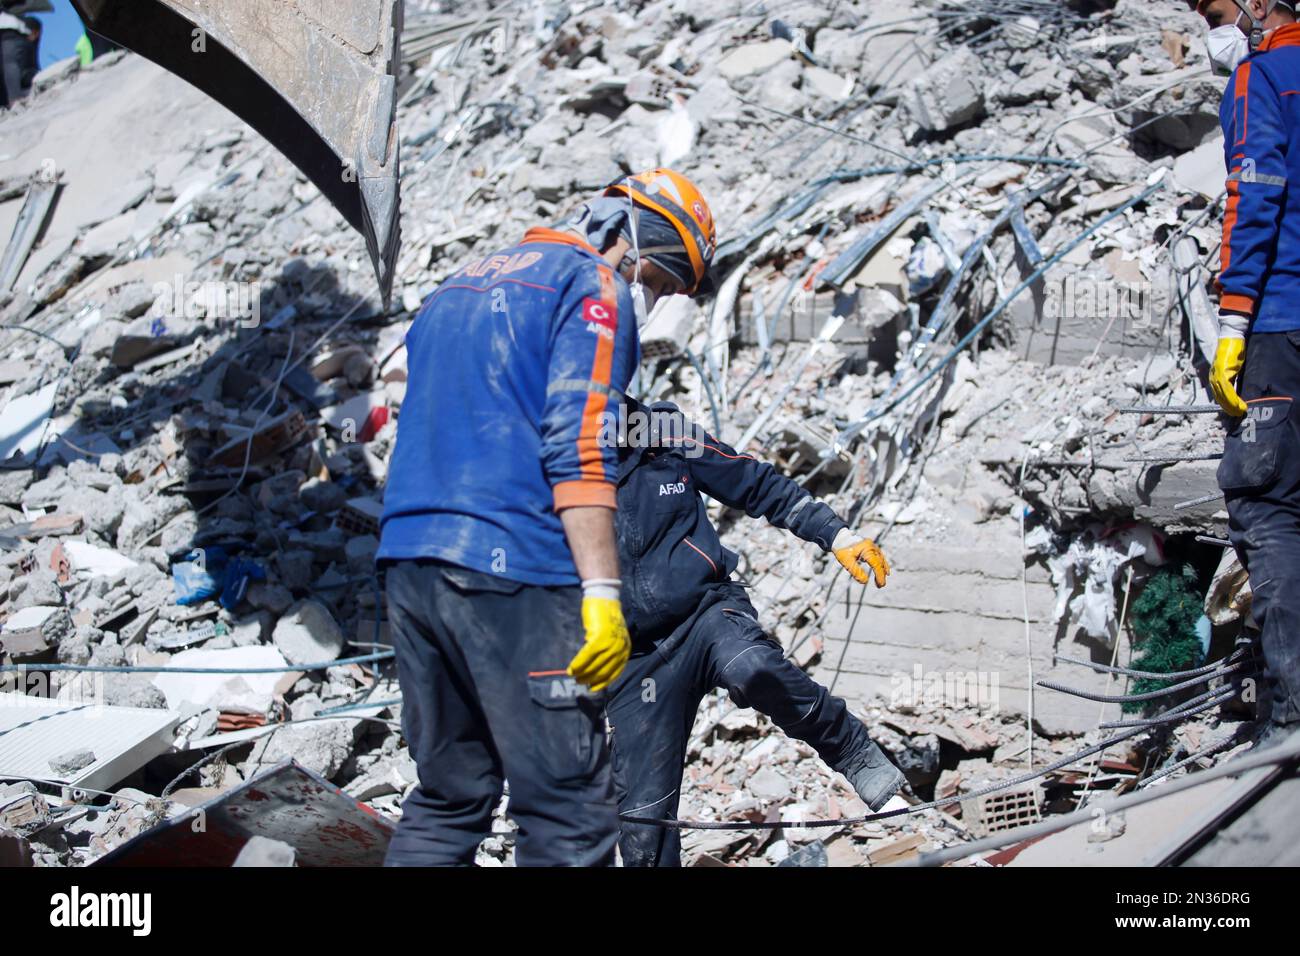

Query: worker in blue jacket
[[606, 399, 905, 866], [1193, 0, 1300, 748], [378, 170, 718, 865]]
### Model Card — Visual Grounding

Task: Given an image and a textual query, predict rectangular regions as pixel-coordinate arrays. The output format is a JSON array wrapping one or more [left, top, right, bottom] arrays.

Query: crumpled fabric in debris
[[1026, 523, 1165, 643]]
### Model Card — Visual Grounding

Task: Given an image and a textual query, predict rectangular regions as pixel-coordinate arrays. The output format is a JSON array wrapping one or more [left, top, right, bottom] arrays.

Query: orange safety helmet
[[604, 168, 718, 296]]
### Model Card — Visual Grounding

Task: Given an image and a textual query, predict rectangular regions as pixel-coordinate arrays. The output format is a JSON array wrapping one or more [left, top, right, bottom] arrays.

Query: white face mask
[[1207, 0, 1281, 76], [1208, 21, 1251, 75]]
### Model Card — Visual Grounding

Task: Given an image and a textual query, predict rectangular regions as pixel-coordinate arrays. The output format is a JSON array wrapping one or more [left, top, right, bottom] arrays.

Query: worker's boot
[[842, 742, 906, 812]]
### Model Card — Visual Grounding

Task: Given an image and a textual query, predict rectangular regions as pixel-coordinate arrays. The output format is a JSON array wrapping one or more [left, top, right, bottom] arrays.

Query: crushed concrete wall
[[809, 541, 1123, 736]]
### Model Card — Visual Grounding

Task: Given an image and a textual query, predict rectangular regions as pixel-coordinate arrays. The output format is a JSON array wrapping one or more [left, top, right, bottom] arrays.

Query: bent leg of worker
[[1224, 332, 1300, 736], [384, 561, 504, 866], [0, 32, 25, 106], [435, 569, 619, 866], [702, 599, 904, 808], [607, 645, 704, 867]]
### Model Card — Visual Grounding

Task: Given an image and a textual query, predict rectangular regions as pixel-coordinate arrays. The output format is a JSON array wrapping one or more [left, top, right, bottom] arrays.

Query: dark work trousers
[[1221, 330, 1300, 728], [0, 31, 26, 108], [607, 585, 875, 867], [382, 560, 619, 866]]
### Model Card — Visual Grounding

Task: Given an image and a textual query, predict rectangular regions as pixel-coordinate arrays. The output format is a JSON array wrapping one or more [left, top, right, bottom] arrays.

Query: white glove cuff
[[581, 579, 621, 602], [1218, 311, 1249, 340], [832, 528, 856, 551]]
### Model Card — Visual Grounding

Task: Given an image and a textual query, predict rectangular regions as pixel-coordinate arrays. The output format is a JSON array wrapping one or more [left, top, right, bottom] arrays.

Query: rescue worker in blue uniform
[[378, 170, 718, 865], [1193, 0, 1300, 747], [606, 400, 906, 866]]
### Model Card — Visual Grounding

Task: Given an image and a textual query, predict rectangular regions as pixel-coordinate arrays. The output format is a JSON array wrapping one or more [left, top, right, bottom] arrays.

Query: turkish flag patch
[[583, 297, 616, 329]]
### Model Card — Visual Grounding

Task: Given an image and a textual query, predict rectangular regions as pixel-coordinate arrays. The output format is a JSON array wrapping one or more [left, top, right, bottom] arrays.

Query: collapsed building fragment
[[0, 0, 1287, 867]]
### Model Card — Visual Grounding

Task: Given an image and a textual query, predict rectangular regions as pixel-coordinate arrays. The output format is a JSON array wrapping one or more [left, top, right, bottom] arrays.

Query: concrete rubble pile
[[0, 0, 1256, 866]]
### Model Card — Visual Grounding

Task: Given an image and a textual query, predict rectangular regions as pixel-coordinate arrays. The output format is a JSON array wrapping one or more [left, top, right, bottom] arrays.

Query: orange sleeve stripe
[[1234, 62, 1251, 147], [553, 479, 616, 510], [522, 226, 602, 258], [1221, 64, 1252, 278], [575, 265, 618, 481], [1220, 293, 1256, 315], [1222, 180, 1241, 276]]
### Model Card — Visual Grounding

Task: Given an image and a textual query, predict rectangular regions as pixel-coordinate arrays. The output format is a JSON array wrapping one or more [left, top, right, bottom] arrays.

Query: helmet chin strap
[[1233, 0, 1279, 49], [622, 188, 642, 283], [620, 180, 654, 323]]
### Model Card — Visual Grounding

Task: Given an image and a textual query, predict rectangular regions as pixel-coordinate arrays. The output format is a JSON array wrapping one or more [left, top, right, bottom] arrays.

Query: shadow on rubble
[[19, 256, 401, 797]]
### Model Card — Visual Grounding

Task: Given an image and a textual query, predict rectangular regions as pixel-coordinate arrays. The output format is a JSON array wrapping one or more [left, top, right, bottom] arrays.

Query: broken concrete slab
[[245, 712, 360, 780], [272, 599, 344, 667], [905, 46, 985, 132], [1172, 134, 1226, 199], [59, 540, 137, 578], [1, 605, 71, 661], [0, 176, 63, 292], [718, 39, 793, 80]]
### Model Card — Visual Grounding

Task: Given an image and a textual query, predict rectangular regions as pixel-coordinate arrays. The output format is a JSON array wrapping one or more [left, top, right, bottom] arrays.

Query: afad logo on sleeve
[[583, 297, 617, 341]]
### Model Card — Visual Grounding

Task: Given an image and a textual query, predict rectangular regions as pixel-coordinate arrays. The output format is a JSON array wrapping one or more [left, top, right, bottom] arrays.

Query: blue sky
[[26, 1, 88, 71]]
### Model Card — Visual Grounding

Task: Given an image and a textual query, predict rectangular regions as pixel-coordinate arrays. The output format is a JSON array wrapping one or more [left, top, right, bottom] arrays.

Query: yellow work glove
[[1210, 311, 1249, 417], [567, 582, 630, 692], [832, 529, 890, 588], [1210, 336, 1248, 417]]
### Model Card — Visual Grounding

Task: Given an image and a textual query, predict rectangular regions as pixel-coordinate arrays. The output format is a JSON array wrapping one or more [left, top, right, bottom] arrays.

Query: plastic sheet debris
[[171, 547, 266, 610], [151, 645, 291, 714]]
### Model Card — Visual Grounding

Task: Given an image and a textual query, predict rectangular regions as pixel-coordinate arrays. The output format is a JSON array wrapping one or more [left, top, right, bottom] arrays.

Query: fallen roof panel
[[0, 692, 180, 794], [94, 759, 395, 867]]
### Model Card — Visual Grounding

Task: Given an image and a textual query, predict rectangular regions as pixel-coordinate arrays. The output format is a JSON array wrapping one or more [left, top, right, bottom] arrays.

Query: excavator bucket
[[69, 0, 403, 305]]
